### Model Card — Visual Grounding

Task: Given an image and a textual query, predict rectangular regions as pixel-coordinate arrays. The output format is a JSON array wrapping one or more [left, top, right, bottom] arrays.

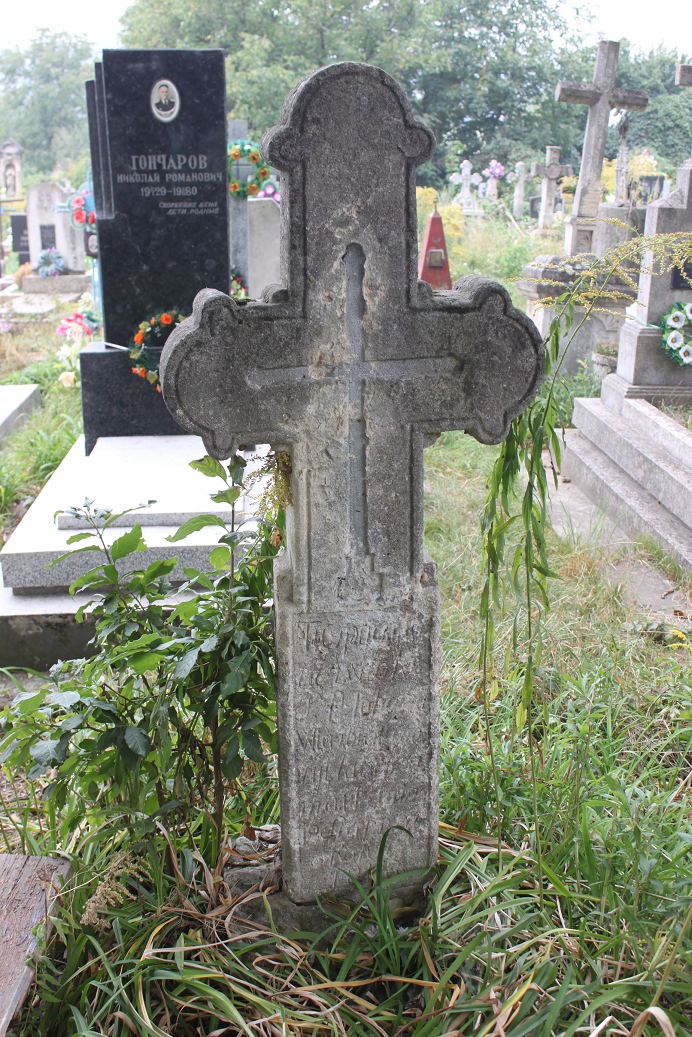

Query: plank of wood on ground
[[0, 854, 73, 1036]]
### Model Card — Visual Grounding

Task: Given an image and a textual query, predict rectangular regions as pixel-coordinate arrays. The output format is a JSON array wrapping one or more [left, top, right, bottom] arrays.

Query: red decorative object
[[418, 204, 452, 290]]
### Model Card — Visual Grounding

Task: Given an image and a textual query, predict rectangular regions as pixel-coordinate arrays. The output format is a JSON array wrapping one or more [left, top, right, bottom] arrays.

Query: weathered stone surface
[[556, 41, 648, 256], [161, 62, 544, 904], [0, 855, 72, 1036], [517, 254, 634, 375]]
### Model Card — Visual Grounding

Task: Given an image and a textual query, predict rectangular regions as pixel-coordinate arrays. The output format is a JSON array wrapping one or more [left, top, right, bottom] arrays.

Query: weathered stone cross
[[161, 62, 544, 904], [557, 40, 648, 255], [530, 146, 573, 231]]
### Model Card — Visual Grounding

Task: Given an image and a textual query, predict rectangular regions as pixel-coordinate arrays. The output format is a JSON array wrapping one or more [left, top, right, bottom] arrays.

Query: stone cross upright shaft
[[556, 40, 648, 254], [161, 63, 544, 905], [530, 147, 573, 231]]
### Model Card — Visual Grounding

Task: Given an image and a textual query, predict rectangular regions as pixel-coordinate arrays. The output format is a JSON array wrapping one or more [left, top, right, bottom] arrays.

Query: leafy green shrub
[[0, 453, 283, 841]]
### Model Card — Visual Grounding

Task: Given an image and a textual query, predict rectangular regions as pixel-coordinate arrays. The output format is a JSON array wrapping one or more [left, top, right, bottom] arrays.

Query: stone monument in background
[[161, 62, 544, 904], [556, 40, 648, 256], [82, 48, 230, 451], [531, 146, 573, 231], [25, 182, 86, 275]]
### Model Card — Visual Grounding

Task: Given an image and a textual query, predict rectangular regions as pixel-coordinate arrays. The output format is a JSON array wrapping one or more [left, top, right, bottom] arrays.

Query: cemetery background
[[0, 15, 691, 1037]]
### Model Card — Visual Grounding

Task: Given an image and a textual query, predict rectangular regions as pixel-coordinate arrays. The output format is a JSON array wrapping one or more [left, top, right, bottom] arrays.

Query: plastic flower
[[57, 371, 76, 388], [230, 147, 242, 160], [137, 367, 147, 378], [161, 313, 172, 325], [258, 167, 269, 180], [73, 209, 86, 225], [248, 150, 261, 163], [156, 383, 162, 393], [229, 180, 240, 194], [667, 310, 686, 328], [247, 183, 259, 195], [134, 331, 144, 345], [88, 212, 96, 225], [680, 345, 692, 364], [686, 304, 692, 321], [150, 318, 156, 325], [71, 196, 85, 210], [667, 330, 684, 349]]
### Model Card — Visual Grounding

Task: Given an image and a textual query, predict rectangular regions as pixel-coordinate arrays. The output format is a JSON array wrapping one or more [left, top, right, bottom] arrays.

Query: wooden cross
[[530, 146, 573, 230], [556, 40, 647, 253], [161, 62, 544, 904]]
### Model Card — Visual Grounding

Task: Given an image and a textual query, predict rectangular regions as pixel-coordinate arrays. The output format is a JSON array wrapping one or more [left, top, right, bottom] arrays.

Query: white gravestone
[[556, 40, 648, 255], [510, 161, 531, 221], [0, 140, 23, 200], [530, 147, 573, 231], [248, 198, 281, 300], [25, 182, 85, 273], [160, 63, 544, 904]]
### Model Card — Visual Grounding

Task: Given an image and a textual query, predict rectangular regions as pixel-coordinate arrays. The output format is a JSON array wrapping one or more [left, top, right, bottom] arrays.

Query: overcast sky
[[0, 0, 690, 59]]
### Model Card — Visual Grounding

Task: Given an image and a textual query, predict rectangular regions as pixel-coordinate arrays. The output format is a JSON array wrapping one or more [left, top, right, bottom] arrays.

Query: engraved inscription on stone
[[281, 609, 438, 894]]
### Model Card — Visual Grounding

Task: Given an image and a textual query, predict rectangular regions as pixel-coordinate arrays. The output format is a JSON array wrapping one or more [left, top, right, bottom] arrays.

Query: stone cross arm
[[530, 159, 574, 179], [555, 81, 648, 111], [162, 64, 543, 611]]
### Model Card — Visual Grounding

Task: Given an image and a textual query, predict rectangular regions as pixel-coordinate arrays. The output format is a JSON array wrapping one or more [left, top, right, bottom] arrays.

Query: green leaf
[[66, 532, 96, 545], [210, 488, 241, 506], [209, 546, 231, 570], [30, 738, 60, 766], [189, 456, 227, 479], [124, 726, 149, 757], [129, 652, 166, 674], [221, 652, 252, 698], [167, 514, 228, 543], [51, 690, 81, 709], [242, 729, 264, 763], [47, 545, 104, 568], [111, 523, 145, 561], [174, 646, 200, 680]]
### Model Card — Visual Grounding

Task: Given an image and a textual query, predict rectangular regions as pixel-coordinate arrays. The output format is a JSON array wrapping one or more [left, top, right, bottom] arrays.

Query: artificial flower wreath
[[129, 309, 186, 390], [659, 302, 692, 366], [228, 140, 279, 200]]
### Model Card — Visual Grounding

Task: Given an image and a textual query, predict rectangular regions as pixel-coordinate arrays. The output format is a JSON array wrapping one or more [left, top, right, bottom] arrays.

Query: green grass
[[3, 431, 691, 1036], [0, 324, 84, 537]]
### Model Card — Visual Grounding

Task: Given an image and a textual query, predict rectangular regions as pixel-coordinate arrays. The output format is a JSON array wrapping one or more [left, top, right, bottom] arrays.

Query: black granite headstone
[[83, 49, 230, 452], [40, 225, 56, 250], [10, 216, 29, 265], [671, 261, 692, 291]]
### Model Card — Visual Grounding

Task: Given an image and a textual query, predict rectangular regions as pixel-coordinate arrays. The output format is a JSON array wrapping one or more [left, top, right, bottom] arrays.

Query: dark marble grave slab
[[86, 49, 229, 348], [80, 342, 187, 454]]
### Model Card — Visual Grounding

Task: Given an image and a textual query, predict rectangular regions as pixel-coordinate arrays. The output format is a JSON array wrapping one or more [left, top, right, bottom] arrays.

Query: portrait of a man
[[150, 80, 180, 123]]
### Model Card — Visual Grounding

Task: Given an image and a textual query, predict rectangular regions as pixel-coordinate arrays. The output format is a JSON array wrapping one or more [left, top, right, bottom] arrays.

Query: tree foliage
[[0, 30, 94, 177]]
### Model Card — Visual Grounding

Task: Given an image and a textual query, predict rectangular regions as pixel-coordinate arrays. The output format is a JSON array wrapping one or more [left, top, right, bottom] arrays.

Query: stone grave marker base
[[0, 435, 264, 665], [563, 376, 692, 570], [0, 384, 40, 443], [22, 275, 91, 294]]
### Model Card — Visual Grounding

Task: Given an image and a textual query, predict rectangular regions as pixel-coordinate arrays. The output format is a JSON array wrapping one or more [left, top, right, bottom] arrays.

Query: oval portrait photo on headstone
[[151, 79, 179, 122]]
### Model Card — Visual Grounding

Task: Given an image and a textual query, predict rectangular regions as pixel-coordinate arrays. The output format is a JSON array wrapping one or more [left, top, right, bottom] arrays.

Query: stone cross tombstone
[[556, 40, 648, 255], [161, 63, 544, 903], [81, 49, 230, 452], [26, 182, 86, 272], [456, 158, 474, 209], [0, 139, 23, 200], [530, 146, 573, 231], [511, 160, 531, 221]]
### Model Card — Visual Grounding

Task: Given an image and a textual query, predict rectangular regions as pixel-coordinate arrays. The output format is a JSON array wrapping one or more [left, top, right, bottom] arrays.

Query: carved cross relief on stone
[[161, 62, 544, 904]]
